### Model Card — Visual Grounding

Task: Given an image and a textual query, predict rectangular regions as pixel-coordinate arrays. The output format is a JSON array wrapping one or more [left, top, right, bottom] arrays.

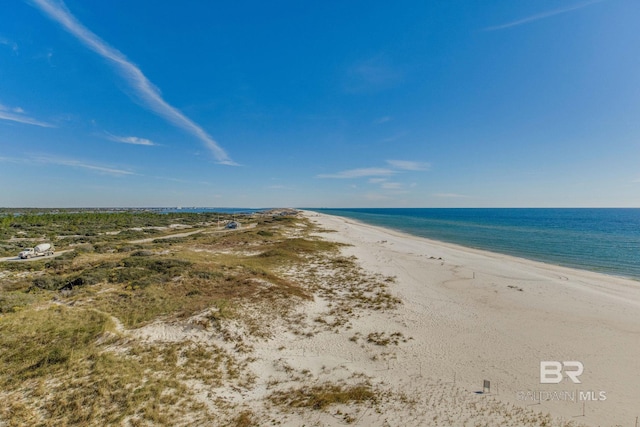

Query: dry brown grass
[[269, 382, 378, 410]]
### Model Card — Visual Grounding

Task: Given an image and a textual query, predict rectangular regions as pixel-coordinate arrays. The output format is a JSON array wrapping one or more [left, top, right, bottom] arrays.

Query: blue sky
[[1, 0, 639, 207]]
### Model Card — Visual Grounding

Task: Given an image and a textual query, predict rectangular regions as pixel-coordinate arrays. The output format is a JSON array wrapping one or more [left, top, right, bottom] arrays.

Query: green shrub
[[45, 251, 78, 272], [32, 276, 63, 291], [116, 244, 144, 253], [130, 250, 154, 257]]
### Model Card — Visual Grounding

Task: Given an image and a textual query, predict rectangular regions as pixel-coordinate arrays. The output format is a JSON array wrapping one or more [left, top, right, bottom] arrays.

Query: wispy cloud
[[368, 178, 387, 184], [0, 37, 18, 53], [30, 0, 235, 165], [317, 168, 395, 179], [380, 131, 409, 143], [34, 48, 55, 65], [381, 182, 403, 190], [319, 159, 430, 180], [33, 156, 136, 176], [106, 133, 156, 146], [0, 154, 134, 176], [0, 156, 21, 164], [1, 155, 225, 187], [386, 160, 430, 171], [375, 116, 392, 124], [0, 103, 54, 127], [484, 0, 607, 31]]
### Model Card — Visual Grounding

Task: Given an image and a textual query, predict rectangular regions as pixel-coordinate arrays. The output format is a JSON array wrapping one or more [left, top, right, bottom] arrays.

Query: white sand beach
[[265, 210, 639, 426]]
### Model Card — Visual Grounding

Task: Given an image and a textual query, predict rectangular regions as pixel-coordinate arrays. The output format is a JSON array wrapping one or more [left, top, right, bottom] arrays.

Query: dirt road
[[0, 250, 71, 263]]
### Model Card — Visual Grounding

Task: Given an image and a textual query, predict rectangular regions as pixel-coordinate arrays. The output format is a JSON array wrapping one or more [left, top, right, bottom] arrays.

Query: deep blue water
[[311, 208, 640, 280]]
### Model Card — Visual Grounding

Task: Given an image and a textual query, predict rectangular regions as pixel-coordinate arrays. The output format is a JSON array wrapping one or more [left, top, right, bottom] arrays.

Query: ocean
[[311, 208, 640, 280]]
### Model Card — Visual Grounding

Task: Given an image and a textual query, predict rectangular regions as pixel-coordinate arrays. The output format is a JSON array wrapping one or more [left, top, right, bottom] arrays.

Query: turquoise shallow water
[[310, 208, 640, 280]]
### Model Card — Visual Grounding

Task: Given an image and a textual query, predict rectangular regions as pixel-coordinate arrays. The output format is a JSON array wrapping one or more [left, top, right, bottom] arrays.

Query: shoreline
[[306, 208, 640, 282], [303, 210, 640, 308], [300, 210, 640, 426]]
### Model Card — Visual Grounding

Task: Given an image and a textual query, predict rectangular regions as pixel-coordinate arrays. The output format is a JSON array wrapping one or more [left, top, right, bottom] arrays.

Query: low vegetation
[[366, 331, 409, 346], [0, 209, 400, 425], [269, 382, 378, 410]]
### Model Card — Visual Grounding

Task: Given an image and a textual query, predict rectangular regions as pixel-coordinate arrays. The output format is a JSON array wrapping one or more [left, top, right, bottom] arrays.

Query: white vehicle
[[19, 243, 55, 259]]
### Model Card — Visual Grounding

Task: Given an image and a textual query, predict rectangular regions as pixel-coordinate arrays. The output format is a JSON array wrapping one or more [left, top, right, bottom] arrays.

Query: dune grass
[[0, 210, 354, 425], [269, 382, 378, 410]]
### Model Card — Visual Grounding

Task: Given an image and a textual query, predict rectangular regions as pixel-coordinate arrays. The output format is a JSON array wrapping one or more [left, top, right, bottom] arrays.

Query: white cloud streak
[[368, 178, 387, 184], [317, 168, 395, 179], [0, 154, 134, 176], [30, 0, 235, 165], [0, 103, 54, 127], [0, 156, 21, 164], [33, 156, 136, 176], [1, 155, 223, 187], [106, 133, 156, 146], [381, 182, 402, 190], [319, 159, 430, 180], [386, 160, 430, 171], [484, 0, 607, 31]]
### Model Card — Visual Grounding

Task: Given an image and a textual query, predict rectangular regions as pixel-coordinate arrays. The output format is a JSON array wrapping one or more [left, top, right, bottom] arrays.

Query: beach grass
[[268, 382, 378, 410], [0, 210, 365, 425]]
